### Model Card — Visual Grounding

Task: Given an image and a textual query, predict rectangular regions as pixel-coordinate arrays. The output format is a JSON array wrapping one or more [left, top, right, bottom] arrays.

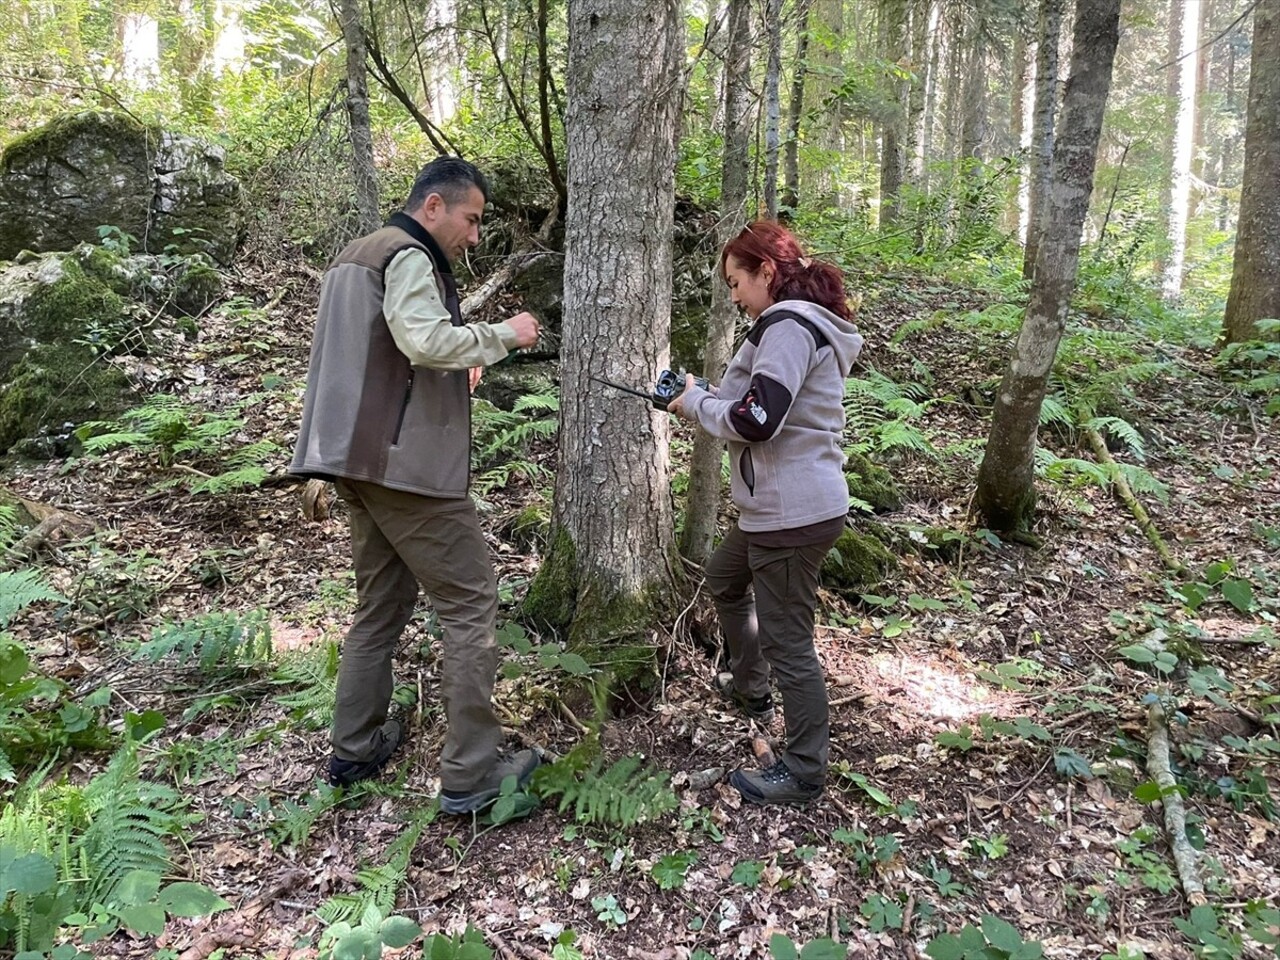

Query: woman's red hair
[[720, 221, 852, 321]]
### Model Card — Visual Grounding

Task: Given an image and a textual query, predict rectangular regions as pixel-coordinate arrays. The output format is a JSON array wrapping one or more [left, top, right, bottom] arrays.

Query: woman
[[669, 221, 863, 806]]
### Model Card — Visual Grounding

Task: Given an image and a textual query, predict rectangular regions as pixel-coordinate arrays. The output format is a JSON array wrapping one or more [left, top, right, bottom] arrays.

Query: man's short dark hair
[[404, 156, 490, 211]]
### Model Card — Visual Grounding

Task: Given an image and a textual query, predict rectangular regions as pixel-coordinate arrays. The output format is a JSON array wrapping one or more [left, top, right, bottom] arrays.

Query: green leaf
[[1221, 579, 1254, 613], [1134, 780, 1163, 803], [458, 941, 494, 960], [923, 934, 965, 960], [981, 914, 1024, 953], [1117, 644, 1156, 664], [125, 709, 167, 742], [770, 933, 800, 960], [158, 881, 231, 917], [378, 915, 422, 948], [556, 653, 593, 676], [116, 902, 167, 936], [115, 869, 163, 906], [1053, 748, 1092, 780], [333, 929, 379, 960], [799, 939, 848, 960], [2, 852, 56, 895], [732, 859, 766, 887]]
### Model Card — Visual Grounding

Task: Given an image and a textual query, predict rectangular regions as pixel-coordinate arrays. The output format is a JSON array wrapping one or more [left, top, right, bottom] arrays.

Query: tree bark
[[975, 0, 1121, 534], [782, 0, 813, 213], [524, 0, 684, 647], [1161, 0, 1200, 301], [682, 0, 752, 565], [1023, 0, 1062, 281], [906, 0, 934, 184], [337, 0, 380, 235], [763, 0, 783, 219], [878, 0, 909, 228], [1222, 0, 1280, 345]]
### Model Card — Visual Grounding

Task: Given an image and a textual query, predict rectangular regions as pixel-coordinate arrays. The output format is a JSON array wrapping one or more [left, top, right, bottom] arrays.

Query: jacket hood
[[761, 299, 864, 376]]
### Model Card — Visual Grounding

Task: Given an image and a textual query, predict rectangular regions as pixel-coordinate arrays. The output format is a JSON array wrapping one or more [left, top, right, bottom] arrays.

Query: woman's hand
[[668, 373, 713, 418]]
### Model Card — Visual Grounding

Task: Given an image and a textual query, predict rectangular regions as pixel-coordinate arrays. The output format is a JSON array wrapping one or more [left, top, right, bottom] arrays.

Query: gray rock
[[0, 111, 243, 264]]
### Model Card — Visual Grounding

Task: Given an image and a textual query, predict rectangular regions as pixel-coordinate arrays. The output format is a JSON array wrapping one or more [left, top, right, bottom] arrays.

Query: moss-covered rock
[[845, 450, 902, 513], [171, 259, 222, 316], [821, 527, 898, 596], [0, 255, 134, 454], [0, 110, 243, 263]]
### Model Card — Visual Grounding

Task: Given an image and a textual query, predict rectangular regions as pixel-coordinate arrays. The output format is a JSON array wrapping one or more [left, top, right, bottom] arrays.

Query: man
[[291, 156, 541, 814]]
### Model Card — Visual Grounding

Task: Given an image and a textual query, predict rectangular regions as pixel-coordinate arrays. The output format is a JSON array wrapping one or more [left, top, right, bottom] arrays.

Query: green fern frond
[[874, 420, 932, 453], [1038, 394, 1072, 427], [187, 465, 271, 495], [1112, 463, 1171, 505], [316, 809, 432, 925], [0, 570, 64, 629], [889, 315, 944, 344], [136, 610, 271, 674], [272, 642, 339, 729], [532, 755, 678, 828], [1087, 416, 1146, 459], [79, 431, 152, 455], [0, 504, 18, 550], [512, 392, 560, 415], [1035, 450, 1110, 486]]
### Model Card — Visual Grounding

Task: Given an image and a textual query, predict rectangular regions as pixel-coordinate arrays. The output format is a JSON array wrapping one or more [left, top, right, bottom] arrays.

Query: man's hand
[[469, 367, 483, 393], [507, 311, 541, 349]]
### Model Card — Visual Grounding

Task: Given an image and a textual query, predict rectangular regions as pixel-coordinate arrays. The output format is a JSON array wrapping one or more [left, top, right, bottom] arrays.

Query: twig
[[1146, 700, 1207, 907], [1084, 426, 1184, 575]]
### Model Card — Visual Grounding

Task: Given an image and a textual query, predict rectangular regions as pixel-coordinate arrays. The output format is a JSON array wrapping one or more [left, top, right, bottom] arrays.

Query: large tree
[[337, 0, 379, 235], [681, 0, 752, 565], [1022, 0, 1063, 281], [523, 0, 685, 649], [975, 0, 1122, 533], [1222, 0, 1280, 345]]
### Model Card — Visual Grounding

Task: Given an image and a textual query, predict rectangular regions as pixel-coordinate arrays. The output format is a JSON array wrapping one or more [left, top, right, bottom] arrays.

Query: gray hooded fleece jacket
[[683, 299, 864, 533]]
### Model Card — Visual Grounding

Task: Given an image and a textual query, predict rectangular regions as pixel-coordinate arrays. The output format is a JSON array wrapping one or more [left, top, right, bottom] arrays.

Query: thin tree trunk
[[975, 0, 1122, 533], [879, 0, 909, 228], [906, 0, 933, 184], [524, 0, 684, 646], [1192, 0, 1213, 182], [1023, 0, 1062, 280], [782, 0, 813, 212], [1222, 0, 1280, 345], [763, 0, 784, 219], [918, 0, 941, 193], [683, 0, 751, 564], [1009, 28, 1031, 236], [1162, 0, 1199, 301], [337, 0, 380, 235]]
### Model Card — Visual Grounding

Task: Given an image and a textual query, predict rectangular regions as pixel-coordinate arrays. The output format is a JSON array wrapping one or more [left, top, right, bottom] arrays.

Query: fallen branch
[[1, 501, 97, 570], [1146, 700, 1207, 907], [461, 208, 559, 320], [1084, 426, 1184, 575]]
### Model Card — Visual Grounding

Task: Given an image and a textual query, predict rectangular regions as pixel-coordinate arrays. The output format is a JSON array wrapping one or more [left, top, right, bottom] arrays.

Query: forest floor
[[5, 251, 1279, 960]]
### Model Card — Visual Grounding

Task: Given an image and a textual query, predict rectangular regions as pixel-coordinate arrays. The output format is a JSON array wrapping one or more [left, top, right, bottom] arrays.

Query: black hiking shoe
[[327, 718, 405, 788], [440, 748, 542, 815], [730, 760, 823, 806], [715, 672, 775, 723]]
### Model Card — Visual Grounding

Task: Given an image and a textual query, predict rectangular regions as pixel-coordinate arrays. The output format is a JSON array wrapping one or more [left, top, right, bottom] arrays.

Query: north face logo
[[749, 401, 767, 424]]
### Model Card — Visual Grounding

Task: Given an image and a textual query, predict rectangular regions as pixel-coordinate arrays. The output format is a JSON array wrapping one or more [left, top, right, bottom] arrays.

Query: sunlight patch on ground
[[870, 653, 997, 720]]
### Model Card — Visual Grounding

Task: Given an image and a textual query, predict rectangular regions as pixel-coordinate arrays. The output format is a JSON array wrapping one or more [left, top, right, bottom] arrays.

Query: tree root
[[1146, 700, 1207, 907], [1084, 426, 1184, 575], [0, 491, 97, 570]]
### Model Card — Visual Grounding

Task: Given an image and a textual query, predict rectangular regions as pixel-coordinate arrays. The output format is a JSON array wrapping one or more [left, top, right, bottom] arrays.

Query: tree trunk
[[878, 0, 909, 228], [1161, 0, 1199, 300], [1023, 0, 1062, 281], [337, 0, 380, 236], [682, 0, 752, 565], [975, 0, 1121, 533], [809, 0, 844, 206], [1009, 27, 1032, 237], [524, 0, 684, 648], [906, 0, 934, 184], [762, 0, 783, 219], [1222, 0, 1280, 345], [782, 0, 813, 213], [918, 0, 941, 194]]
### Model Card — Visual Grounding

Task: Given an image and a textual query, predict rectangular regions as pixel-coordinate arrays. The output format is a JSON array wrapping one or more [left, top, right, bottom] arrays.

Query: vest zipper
[[392, 370, 414, 445]]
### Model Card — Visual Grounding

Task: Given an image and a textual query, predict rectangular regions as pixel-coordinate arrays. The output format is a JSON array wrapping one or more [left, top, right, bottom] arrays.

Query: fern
[[0, 505, 21, 550], [74, 744, 192, 903], [272, 641, 340, 729], [135, 610, 272, 675], [1086, 416, 1147, 459], [532, 755, 679, 828], [316, 809, 432, 925], [1038, 393, 1072, 427], [0, 569, 63, 629], [1111, 462, 1171, 505]]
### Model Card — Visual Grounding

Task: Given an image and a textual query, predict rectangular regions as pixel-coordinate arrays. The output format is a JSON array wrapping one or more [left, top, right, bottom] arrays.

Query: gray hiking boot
[[715, 672, 775, 723], [730, 760, 822, 806], [439, 748, 542, 815], [327, 718, 405, 788]]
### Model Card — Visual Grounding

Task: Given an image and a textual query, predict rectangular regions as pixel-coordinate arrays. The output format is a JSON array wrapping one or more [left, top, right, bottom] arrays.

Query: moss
[[821, 528, 898, 596], [845, 451, 902, 513], [0, 344, 129, 455], [507, 502, 550, 551], [1, 111, 146, 172], [171, 259, 222, 316], [522, 526, 579, 632]]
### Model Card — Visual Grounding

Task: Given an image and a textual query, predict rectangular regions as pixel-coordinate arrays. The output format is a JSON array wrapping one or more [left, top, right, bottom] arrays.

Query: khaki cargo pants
[[331, 478, 501, 792]]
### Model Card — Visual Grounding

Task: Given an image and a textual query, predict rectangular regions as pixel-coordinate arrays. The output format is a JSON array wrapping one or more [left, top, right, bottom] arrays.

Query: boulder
[[0, 111, 243, 264]]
